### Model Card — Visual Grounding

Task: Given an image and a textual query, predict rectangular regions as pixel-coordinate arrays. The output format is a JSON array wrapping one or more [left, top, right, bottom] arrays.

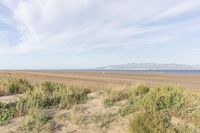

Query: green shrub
[[0, 103, 15, 125]]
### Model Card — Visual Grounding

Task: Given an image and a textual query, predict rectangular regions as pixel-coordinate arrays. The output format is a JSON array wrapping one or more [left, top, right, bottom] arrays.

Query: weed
[[0, 102, 15, 125]]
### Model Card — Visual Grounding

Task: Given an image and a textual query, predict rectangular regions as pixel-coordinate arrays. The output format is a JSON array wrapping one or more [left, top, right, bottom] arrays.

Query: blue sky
[[0, 0, 200, 69]]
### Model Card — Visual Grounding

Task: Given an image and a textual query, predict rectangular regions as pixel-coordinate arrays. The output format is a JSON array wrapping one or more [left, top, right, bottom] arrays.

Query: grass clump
[[144, 87, 186, 111], [16, 82, 89, 116], [119, 86, 185, 116], [55, 86, 89, 109], [69, 106, 88, 125], [126, 86, 199, 133], [0, 102, 15, 125], [129, 109, 175, 133], [134, 85, 150, 96], [21, 107, 49, 132], [0, 78, 32, 96], [103, 85, 132, 107], [103, 84, 150, 108], [119, 85, 150, 116]]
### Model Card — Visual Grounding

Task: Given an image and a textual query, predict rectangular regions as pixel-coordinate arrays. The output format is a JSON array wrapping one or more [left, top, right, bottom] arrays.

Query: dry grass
[[0, 78, 33, 96], [15, 81, 89, 116], [1, 77, 200, 133]]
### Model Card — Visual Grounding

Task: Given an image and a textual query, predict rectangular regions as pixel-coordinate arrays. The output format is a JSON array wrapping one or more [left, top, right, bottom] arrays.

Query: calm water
[[35, 70, 200, 74]]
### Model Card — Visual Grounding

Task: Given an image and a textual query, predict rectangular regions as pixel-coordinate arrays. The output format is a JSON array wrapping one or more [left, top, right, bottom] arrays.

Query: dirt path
[[0, 94, 22, 104]]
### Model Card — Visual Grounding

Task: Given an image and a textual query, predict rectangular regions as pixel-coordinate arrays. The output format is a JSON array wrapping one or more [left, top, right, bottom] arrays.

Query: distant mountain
[[95, 63, 200, 70]]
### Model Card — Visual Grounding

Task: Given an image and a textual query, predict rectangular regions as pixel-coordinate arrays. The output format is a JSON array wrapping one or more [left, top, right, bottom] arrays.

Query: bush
[[0, 103, 15, 125]]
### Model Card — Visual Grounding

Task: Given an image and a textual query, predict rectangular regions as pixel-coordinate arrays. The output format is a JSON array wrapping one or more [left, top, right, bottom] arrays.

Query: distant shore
[[1, 69, 200, 74]]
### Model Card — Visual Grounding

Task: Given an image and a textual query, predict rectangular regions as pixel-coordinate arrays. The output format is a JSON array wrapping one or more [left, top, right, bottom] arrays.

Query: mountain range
[[95, 63, 200, 70]]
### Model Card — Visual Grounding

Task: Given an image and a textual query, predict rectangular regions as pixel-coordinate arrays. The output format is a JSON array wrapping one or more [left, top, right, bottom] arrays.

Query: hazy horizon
[[0, 0, 200, 69]]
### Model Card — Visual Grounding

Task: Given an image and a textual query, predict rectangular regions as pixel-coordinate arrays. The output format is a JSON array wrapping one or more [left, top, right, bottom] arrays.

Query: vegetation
[[103, 85, 132, 107], [16, 81, 89, 116], [0, 103, 15, 125], [103, 85, 200, 132], [21, 107, 49, 132], [0, 78, 32, 96], [0, 78, 200, 133]]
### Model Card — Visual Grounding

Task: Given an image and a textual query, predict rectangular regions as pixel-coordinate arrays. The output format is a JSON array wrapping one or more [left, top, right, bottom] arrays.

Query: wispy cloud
[[0, 0, 198, 54], [0, 0, 200, 68]]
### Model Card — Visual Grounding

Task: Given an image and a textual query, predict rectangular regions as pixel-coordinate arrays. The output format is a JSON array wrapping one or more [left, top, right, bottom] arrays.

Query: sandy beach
[[0, 71, 199, 90]]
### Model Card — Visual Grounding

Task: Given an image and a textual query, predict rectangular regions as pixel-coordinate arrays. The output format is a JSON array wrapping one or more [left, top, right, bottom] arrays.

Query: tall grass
[[129, 109, 174, 133], [16, 81, 89, 116], [103, 84, 200, 132], [13, 81, 89, 132], [0, 78, 33, 96], [126, 87, 199, 132], [21, 107, 49, 132], [103, 84, 134, 107], [1, 78, 200, 132], [103, 84, 149, 108]]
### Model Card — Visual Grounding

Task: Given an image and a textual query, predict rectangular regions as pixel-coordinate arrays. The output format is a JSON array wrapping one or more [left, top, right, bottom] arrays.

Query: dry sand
[[0, 71, 199, 89]]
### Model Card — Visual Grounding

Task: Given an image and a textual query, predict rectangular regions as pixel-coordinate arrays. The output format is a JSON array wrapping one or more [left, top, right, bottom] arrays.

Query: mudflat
[[0, 71, 200, 89]]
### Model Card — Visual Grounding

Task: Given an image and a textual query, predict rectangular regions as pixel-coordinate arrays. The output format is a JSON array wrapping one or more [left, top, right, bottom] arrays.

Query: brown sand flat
[[0, 71, 199, 90]]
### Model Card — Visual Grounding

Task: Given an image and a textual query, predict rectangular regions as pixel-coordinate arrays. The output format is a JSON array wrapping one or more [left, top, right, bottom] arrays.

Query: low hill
[[96, 63, 200, 70]]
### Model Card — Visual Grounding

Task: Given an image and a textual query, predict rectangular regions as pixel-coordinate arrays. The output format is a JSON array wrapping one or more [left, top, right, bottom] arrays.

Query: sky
[[0, 0, 200, 69]]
